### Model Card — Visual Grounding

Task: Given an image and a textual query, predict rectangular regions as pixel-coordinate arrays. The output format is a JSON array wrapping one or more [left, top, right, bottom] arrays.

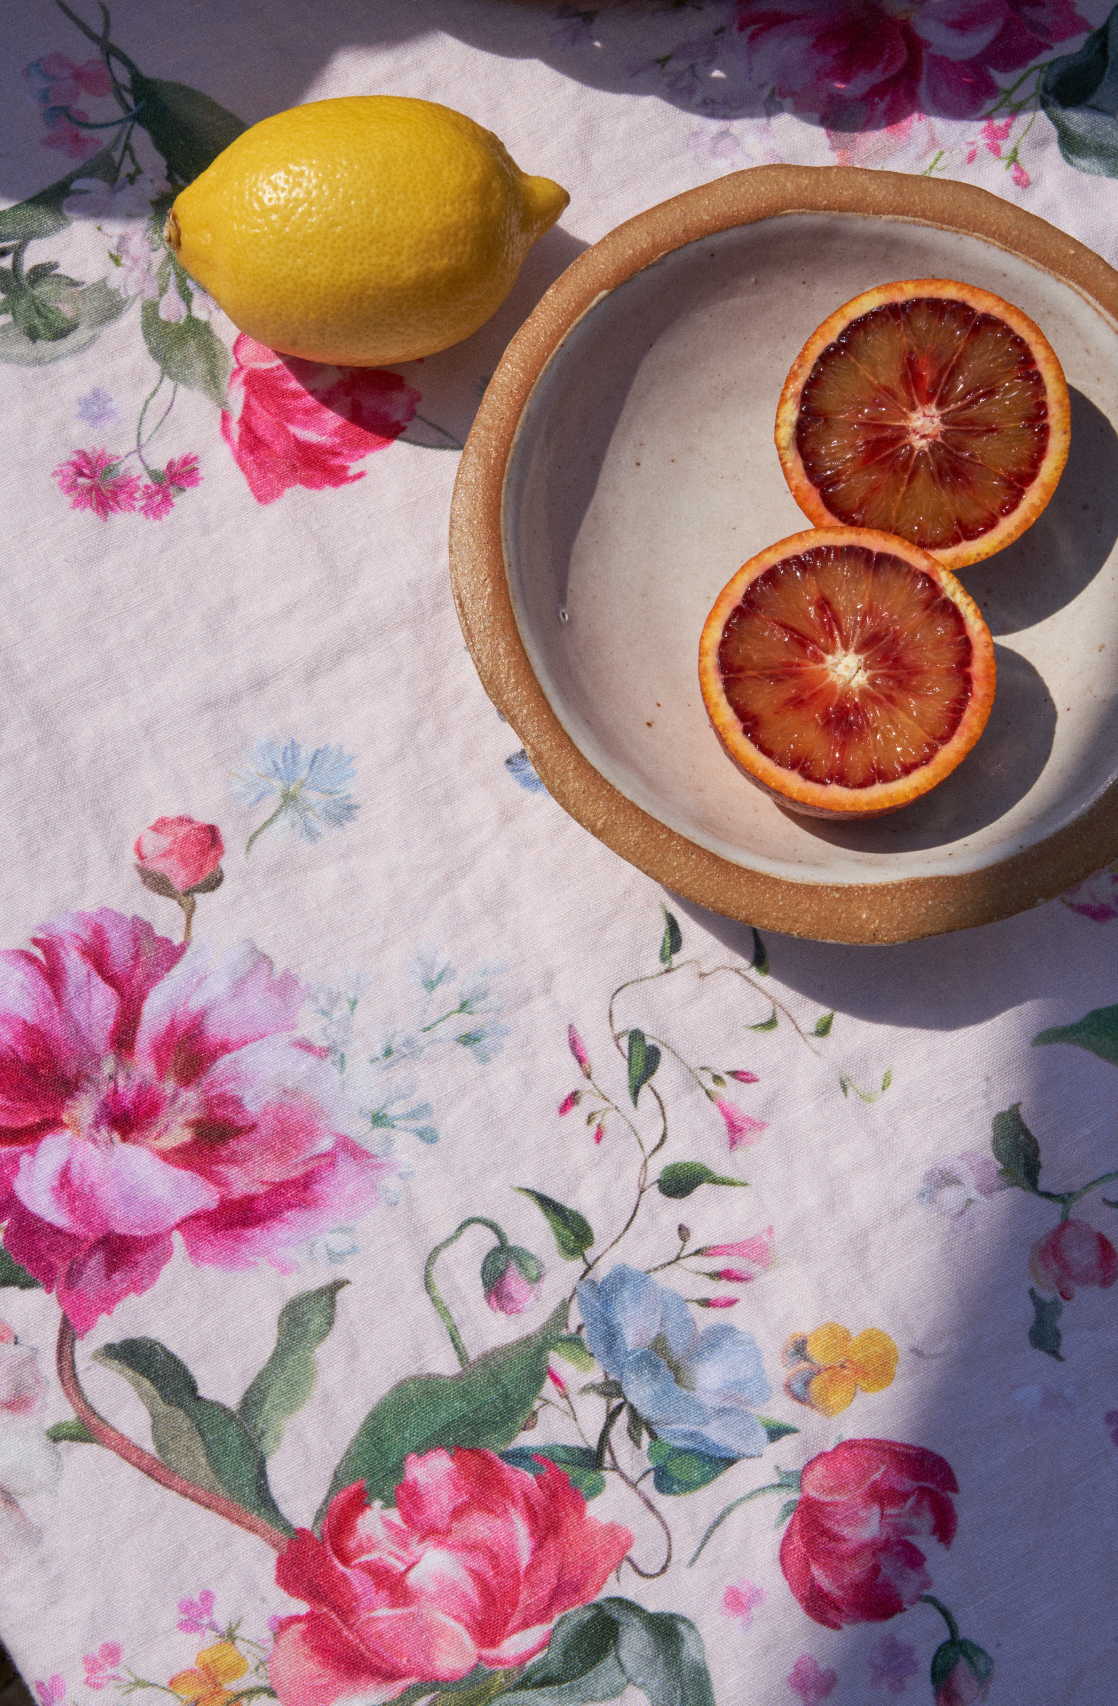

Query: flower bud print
[[481, 1244, 544, 1314], [1029, 1218, 1118, 1301], [134, 816, 224, 894]]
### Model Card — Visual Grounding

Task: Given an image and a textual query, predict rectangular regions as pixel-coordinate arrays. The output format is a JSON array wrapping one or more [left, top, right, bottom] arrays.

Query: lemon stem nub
[[163, 210, 181, 253]]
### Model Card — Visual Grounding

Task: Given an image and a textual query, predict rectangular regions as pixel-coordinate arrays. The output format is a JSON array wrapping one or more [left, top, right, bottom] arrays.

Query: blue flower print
[[232, 737, 359, 853], [577, 1264, 772, 1459], [505, 750, 546, 793]]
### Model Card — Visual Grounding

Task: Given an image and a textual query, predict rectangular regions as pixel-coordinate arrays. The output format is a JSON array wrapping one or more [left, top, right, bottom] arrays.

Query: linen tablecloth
[[2, 3, 1118, 1703]]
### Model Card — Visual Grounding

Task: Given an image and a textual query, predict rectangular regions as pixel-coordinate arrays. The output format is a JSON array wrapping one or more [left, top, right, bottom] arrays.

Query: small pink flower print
[[134, 817, 224, 894], [699, 1226, 774, 1274], [735, 1, 1091, 130], [34, 1678, 64, 1706], [867, 1633, 919, 1694], [981, 117, 1012, 156], [568, 1024, 592, 1078], [221, 335, 420, 505], [1011, 160, 1030, 187], [165, 453, 201, 489], [270, 1451, 632, 1706], [1061, 862, 1118, 920], [722, 1578, 765, 1627], [1030, 1217, 1118, 1301], [0, 908, 391, 1333], [558, 1091, 580, 1116], [727, 1069, 759, 1083], [82, 1646, 123, 1690], [788, 1654, 838, 1704], [177, 1591, 217, 1635], [53, 448, 140, 518], [716, 1097, 767, 1150], [139, 481, 176, 520]]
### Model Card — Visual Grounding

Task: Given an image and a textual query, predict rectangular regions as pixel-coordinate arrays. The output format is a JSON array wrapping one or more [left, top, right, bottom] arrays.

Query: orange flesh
[[795, 297, 1049, 551], [716, 543, 974, 789]]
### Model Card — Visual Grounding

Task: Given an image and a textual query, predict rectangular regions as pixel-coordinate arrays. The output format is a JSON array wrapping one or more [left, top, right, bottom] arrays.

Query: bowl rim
[[448, 164, 1118, 946]]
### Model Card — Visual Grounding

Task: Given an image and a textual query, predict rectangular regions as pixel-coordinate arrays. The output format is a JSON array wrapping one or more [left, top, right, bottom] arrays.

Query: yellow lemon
[[164, 96, 569, 366]]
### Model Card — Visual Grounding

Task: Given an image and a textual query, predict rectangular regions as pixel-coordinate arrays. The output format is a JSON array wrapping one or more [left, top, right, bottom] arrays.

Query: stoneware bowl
[[448, 166, 1118, 944]]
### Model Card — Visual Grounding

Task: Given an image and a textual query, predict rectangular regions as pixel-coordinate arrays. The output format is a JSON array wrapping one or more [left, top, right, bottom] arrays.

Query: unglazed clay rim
[[448, 166, 1118, 945]]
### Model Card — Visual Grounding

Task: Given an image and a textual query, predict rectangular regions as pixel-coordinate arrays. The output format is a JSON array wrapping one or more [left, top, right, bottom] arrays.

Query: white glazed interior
[[502, 213, 1118, 884]]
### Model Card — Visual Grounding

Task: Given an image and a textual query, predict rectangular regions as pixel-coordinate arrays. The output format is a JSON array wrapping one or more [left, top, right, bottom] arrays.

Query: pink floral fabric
[[0, 910, 387, 1333], [221, 337, 422, 505]]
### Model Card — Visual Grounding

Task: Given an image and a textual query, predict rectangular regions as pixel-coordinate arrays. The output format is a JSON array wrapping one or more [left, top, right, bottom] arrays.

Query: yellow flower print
[[168, 1641, 249, 1706], [782, 1323, 898, 1416]]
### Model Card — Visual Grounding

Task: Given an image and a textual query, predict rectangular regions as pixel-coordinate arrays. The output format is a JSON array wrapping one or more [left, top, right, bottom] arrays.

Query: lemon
[[164, 96, 569, 366]]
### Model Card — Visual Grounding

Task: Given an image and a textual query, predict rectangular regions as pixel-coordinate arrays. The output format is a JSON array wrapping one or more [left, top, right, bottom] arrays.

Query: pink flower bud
[[568, 1025, 592, 1079], [695, 1296, 738, 1308], [698, 1228, 774, 1271], [134, 816, 223, 895], [482, 1245, 544, 1315], [727, 1070, 759, 1083], [558, 1091, 580, 1117], [712, 1267, 755, 1282], [1011, 161, 1030, 189], [593, 1122, 605, 1145], [1029, 1218, 1118, 1301]]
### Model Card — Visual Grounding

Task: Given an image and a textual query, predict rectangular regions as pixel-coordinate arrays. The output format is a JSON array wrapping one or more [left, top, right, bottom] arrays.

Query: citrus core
[[698, 528, 996, 819], [775, 279, 1070, 570], [165, 96, 569, 366]]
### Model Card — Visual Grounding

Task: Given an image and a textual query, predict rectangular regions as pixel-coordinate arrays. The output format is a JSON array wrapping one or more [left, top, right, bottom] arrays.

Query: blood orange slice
[[775, 279, 1070, 571], [698, 528, 996, 819]]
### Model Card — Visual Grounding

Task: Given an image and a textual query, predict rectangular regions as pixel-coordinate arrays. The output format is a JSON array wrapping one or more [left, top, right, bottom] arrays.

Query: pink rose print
[[735, 0, 1090, 130], [780, 1439, 958, 1629], [221, 336, 421, 504], [269, 1449, 632, 1706], [716, 1097, 767, 1150], [788, 1654, 838, 1704], [134, 817, 224, 895], [722, 1579, 765, 1627], [52, 448, 141, 518], [1029, 1217, 1118, 1301], [0, 908, 389, 1333]]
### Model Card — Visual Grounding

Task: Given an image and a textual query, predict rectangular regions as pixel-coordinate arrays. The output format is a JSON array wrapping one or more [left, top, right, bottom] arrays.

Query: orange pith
[[775, 279, 1070, 571], [698, 528, 996, 819]]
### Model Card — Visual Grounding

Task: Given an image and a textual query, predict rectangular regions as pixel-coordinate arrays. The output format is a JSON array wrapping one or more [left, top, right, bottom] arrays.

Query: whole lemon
[[164, 96, 569, 366]]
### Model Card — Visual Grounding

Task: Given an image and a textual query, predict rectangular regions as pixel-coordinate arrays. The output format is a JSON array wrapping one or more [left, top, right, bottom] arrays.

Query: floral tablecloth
[[3, 3, 1118, 1704]]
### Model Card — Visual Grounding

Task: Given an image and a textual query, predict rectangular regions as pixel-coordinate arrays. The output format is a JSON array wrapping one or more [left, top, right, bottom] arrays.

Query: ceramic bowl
[[449, 166, 1118, 944]]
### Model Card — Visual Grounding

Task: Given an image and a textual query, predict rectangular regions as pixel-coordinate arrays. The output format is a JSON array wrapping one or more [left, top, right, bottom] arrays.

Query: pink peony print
[[736, 0, 1090, 131], [1061, 862, 1118, 919], [716, 1097, 767, 1150], [0, 909, 389, 1333], [788, 1654, 839, 1704], [221, 336, 421, 505], [53, 448, 140, 518], [269, 1449, 632, 1706], [780, 1439, 958, 1629]]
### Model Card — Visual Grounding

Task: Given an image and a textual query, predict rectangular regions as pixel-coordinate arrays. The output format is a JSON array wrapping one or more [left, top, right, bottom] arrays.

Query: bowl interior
[[502, 212, 1118, 886]]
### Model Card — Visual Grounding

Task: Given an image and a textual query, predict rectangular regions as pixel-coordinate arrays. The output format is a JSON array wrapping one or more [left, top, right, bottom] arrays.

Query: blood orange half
[[698, 528, 996, 819], [775, 279, 1070, 571]]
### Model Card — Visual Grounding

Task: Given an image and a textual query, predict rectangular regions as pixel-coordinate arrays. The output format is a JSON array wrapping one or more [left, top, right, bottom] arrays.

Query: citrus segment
[[698, 528, 996, 819], [775, 280, 1070, 570]]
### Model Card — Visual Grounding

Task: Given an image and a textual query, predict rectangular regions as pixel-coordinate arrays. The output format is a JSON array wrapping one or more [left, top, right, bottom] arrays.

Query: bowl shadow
[[955, 388, 1118, 635]]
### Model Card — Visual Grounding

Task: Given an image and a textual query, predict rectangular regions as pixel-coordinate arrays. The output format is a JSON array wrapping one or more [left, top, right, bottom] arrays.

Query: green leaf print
[[627, 1029, 661, 1107], [0, 1246, 40, 1289], [95, 1337, 293, 1535], [992, 1103, 1042, 1191], [656, 1162, 747, 1199], [500, 1599, 715, 1706], [237, 1280, 348, 1457], [659, 909, 682, 967], [646, 1441, 734, 1497], [499, 1602, 628, 1706], [1040, 7, 1118, 177], [1027, 1286, 1064, 1360], [140, 301, 231, 404], [499, 1444, 605, 1499], [317, 1300, 569, 1522], [516, 1188, 594, 1260], [1034, 1002, 1118, 1066], [128, 73, 246, 184]]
